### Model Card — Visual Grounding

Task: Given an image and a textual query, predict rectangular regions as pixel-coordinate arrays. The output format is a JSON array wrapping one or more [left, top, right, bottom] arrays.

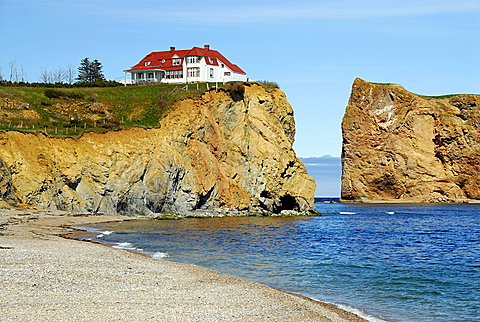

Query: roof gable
[[126, 46, 246, 74]]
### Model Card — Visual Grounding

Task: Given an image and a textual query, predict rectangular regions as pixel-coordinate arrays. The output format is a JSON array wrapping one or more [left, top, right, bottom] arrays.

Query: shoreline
[[1, 209, 367, 321]]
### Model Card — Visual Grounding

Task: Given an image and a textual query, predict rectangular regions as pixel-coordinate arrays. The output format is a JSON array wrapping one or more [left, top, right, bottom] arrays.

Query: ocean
[[75, 203, 480, 322]]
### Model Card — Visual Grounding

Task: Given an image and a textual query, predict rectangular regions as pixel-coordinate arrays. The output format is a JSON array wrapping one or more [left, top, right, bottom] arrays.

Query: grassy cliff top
[[0, 81, 278, 137]]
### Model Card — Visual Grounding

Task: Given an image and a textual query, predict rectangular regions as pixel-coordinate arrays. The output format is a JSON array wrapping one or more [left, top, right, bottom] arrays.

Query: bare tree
[[19, 65, 27, 82], [8, 60, 18, 82], [66, 64, 75, 84], [52, 67, 66, 83], [39, 68, 52, 83], [8, 60, 27, 83], [39, 65, 76, 84]]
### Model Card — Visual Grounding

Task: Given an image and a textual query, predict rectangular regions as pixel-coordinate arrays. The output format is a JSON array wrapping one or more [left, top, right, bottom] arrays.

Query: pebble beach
[[0, 209, 366, 321]]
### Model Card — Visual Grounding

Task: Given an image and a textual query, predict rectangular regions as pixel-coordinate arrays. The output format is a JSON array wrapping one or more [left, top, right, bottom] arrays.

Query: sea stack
[[341, 78, 480, 203], [0, 83, 316, 216]]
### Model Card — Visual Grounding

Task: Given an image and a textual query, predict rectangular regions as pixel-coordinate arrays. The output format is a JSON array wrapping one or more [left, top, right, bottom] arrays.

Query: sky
[[300, 156, 341, 197], [1, 0, 479, 161]]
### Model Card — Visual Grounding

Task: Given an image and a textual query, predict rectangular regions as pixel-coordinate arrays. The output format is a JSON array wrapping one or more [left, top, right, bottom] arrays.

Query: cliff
[[341, 78, 480, 203], [0, 84, 316, 216]]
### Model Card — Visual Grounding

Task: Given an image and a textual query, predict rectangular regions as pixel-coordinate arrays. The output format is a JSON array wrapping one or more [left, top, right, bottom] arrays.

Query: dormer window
[[209, 57, 214, 64], [144, 61, 150, 66], [172, 58, 181, 66], [187, 56, 199, 64]]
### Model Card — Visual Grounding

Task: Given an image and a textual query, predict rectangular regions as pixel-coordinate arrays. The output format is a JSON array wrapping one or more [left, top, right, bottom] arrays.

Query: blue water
[[76, 203, 480, 322]]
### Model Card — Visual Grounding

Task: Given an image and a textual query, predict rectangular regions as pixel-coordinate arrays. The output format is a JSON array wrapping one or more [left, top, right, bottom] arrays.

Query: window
[[165, 70, 183, 79], [224, 72, 231, 76], [188, 68, 200, 77], [210, 68, 214, 78], [172, 58, 181, 66], [138, 73, 144, 79], [148, 73, 154, 79], [187, 56, 199, 64], [144, 61, 150, 66]]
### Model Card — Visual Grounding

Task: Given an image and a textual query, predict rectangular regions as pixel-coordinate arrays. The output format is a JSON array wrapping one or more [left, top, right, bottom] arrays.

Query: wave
[[112, 242, 169, 259], [73, 225, 169, 259], [323, 301, 388, 322], [72, 225, 115, 239], [112, 242, 137, 250]]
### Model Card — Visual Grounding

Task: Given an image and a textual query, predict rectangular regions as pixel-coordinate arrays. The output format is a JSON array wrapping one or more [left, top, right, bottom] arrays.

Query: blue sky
[[1, 0, 479, 158]]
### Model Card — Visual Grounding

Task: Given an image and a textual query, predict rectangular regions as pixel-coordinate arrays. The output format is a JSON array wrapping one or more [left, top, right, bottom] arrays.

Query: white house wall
[[127, 56, 247, 84]]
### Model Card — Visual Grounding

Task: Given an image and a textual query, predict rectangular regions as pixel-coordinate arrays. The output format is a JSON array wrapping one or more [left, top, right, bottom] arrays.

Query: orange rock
[[0, 84, 315, 216], [342, 78, 480, 203]]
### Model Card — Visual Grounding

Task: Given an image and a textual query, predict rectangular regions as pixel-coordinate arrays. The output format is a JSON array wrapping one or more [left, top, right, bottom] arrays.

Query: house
[[123, 45, 247, 85]]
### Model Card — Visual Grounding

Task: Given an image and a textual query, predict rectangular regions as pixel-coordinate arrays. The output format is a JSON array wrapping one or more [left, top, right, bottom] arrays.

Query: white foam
[[72, 226, 114, 238], [112, 242, 137, 250], [152, 252, 169, 259], [340, 212, 356, 215], [324, 301, 388, 322], [96, 230, 114, 238]]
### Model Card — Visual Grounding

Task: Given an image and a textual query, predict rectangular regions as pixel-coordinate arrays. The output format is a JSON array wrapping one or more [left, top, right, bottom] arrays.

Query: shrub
[[67, 91, 84, 99], [44, 89, 64, 98], [43, 89, 84, 99], [258, 80, 280, 91], [74, 80, 123, 88]]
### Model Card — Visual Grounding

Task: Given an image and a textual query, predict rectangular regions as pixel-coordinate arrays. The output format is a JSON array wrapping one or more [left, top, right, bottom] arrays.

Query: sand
[[0, 209, 367, 321]]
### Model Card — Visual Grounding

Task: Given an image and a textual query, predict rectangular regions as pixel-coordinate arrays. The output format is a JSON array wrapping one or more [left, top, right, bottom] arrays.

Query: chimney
[[204, 44, 210, 50], [170, 46, 175, 52]]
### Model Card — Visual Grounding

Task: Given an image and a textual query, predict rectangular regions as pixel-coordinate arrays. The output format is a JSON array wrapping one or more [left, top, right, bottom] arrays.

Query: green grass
[[365, 82, 474, 100], [0, 83, 220, 136], [370, 82, 397, 86], [0, 82, 275, 137], [419, 94, 465, 100]]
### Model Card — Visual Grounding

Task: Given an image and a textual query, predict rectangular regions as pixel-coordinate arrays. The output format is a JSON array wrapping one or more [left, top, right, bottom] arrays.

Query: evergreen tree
[[91, 59, 105, 82], [76, 57, 105, 82]]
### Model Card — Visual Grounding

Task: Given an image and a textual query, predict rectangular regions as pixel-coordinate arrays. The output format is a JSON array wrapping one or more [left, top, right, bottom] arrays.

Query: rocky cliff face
[[0, 84, 315, 216], [341, 78, 480, 203]]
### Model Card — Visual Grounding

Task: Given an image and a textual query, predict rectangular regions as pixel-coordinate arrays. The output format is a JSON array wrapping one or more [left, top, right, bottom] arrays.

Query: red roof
[[125, 46, 246, 74]]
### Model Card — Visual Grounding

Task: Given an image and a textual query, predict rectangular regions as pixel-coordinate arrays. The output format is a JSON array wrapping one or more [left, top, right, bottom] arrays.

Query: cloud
[[300, 156, 342, 197]]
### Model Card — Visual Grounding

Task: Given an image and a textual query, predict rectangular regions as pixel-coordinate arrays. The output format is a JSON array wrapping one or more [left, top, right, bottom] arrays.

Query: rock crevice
[[341, 78, 480, 203], [0, 84, 315, 215]]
